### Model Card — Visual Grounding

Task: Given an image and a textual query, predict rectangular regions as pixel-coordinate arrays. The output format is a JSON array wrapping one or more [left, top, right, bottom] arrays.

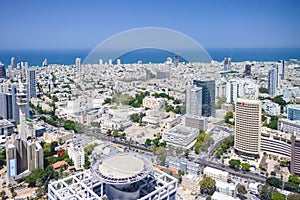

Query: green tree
[[259, 87, 268, 94], [266, 177, 281, 188], [104, 98, 112, 104], [200, 176, 216, 195], [224, 111, 234, 125], [50, 141, 58, 154], [0, 150, 6, 168], [229, 159, 241, 169], [154, 146, 167, 166], [201, 134, 214, 152], [241, 163, 251, 171], [12, 191, 17, 198], [271, 191, 285, 200], [83, 153, 91, 169], [237, 184, 247, 195], [287, 193, 300, 200], [206, 196, 212, 200], [273, 96, 287, 106], [284, 182, 299, 192], [112, 130, 119, 137], [25, 168, 45, 186], [288, 174, 300, 184], [258, 184, 277, 200], [145, 139, 152, 146], [0, 190, 6, 200], [52, 95, 59, 102], [106, 129, 112, 136]]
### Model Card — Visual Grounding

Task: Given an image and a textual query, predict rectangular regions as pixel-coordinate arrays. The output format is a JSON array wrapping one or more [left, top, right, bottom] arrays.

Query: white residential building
[[162, 125, 199, 149], [67, 143, 85, 170], [203, 166, 229, 182], [262, 100, 281, 116]]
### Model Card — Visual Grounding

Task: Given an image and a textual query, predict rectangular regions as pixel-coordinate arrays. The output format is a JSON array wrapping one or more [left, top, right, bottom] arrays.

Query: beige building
[[234, 98, 261, 158], [203, 166, 229, 182], [44, 128, 74, 143], [142, 97, 165, 109]]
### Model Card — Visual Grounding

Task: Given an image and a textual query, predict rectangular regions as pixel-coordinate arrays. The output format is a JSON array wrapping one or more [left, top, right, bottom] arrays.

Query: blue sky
[[0, 0, 299, 49]]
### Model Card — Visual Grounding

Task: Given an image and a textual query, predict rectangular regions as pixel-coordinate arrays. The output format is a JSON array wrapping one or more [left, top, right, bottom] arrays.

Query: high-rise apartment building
[[75, 57, 81, 72], [234, 98, 262, 158], [186, 85, 202, 117], [280, 60, 285, 80], [10, 57, 16, 68], [223, 57, 231, 71], [0, 62, 6, 79], [0, 83, 20, 122], [193, 80, 215, 117], [268, 67, 278, 96], [26, 69, 36, 99], [42, 58, 47, 67], [244, 64, 251, 75]]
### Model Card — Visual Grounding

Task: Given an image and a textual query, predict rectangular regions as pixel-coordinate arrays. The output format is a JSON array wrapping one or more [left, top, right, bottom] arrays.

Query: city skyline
[[0, 0, 300, 50]]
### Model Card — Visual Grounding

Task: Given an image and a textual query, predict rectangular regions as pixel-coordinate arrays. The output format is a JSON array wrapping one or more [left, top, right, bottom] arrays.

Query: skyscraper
[[75, 57, 81, 72], [268, 67, 278, 96], [99, 59, 103, 65], [174, 55, 179, 67], [244, 64, 251, 75], [10, 57, 16, 68], [6, 80, 44, 185], [17, 81, 27, 141], [42, 58, 47, 67], [26, 69, 36, 99], [280, 60, 285, 80], [0, 62, 6, 79], [226, 80, 241, 103], [0, 83, 19, 122], [234, 98, 262, 158], [193, 80, 216, 117], [117, 58, 121, 65], [186, 85, 202, 117], [223, 57, 231, 71]]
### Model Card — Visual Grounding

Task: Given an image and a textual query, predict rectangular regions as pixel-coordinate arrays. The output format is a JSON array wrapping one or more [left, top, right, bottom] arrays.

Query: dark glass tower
[[193, 80, 215, 117]]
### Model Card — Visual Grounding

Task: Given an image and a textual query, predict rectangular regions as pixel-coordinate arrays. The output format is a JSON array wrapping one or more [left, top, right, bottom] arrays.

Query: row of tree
[[194, 131, 214, 154]]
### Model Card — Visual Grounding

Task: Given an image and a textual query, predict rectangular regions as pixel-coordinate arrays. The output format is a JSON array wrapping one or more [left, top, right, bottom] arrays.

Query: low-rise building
[[211, 191, 239, 200], [215, 180, 236, 197], [142, 97, 165, 109], [44, 128, 74, 143], [249, 182, 260, 195], [203, 166, 229, 182], [162, 125, 199, 149], [0, 119, 14, 136], [262, 100, 281, 116], [182, 114, 207, 131], [166, 156, 200, 174], [278, 118, 300, 136], [182, 174, 201, 192]]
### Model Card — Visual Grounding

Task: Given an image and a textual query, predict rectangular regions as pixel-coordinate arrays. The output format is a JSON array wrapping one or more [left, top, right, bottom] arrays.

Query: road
[[195, 159, 266, 183], [111, 140, 153, 153]]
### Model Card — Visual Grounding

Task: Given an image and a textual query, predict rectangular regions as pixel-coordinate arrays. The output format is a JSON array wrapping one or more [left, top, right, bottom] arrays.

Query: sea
[[0, 48, 299, 67]]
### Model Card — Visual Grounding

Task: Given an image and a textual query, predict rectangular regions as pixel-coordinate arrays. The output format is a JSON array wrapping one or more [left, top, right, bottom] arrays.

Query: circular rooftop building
[[91, 153, 153, 185]]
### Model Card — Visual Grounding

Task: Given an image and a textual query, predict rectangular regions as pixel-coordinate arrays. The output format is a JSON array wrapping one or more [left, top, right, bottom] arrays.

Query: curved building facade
[[234, 98, 261, 158]]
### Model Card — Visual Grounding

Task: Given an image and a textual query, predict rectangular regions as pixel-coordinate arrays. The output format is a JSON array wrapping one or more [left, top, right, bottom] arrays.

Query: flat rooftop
[[92, 153, 153, 185], [99, 155, 144, 179]]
